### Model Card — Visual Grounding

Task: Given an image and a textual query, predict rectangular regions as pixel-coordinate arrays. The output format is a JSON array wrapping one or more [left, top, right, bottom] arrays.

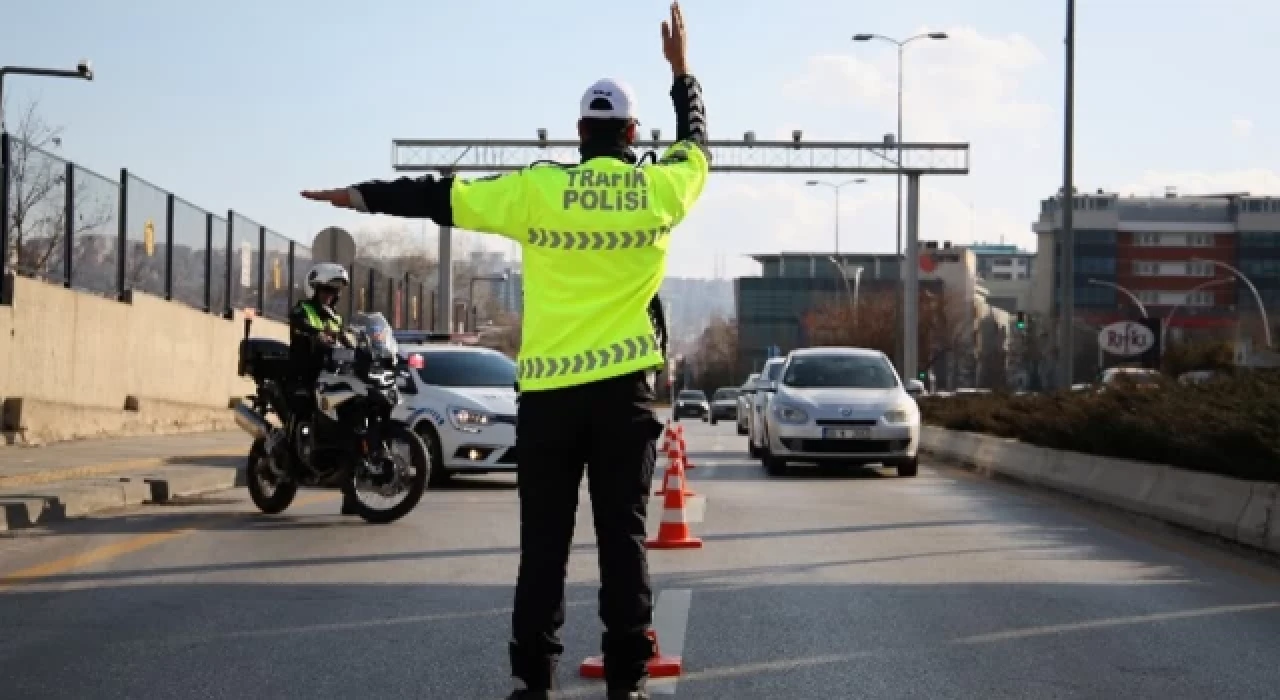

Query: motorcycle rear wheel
[[246, 438, 299, 514], [341, 425, 429, 525]]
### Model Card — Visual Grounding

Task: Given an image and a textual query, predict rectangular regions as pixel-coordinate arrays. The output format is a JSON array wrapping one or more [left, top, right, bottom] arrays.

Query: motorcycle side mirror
[[407, 353, 425, 370]]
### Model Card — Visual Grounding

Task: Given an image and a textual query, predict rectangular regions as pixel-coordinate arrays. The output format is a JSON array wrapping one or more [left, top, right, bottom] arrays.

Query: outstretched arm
[[301, 175, 456, 226], [301, 171, 529, 239]]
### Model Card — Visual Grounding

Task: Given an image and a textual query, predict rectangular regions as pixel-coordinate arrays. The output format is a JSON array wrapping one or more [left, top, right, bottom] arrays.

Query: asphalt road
[[2, 415, 1280, 699]]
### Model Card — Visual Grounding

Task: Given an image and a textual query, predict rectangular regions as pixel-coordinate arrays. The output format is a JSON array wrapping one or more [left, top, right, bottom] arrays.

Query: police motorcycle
[[233, 310, 429, 524]]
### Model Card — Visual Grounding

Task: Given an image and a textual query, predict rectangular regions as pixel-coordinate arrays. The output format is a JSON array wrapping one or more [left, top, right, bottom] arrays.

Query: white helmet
[[305, 262, 350, 297]]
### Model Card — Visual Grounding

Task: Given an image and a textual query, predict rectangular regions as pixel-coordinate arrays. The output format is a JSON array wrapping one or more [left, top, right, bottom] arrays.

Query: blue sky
[[4, 0, 1277, 277]]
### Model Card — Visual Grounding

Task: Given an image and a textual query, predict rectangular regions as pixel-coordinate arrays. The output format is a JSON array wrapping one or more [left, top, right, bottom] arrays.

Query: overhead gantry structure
[[390, 132, 970, 380]]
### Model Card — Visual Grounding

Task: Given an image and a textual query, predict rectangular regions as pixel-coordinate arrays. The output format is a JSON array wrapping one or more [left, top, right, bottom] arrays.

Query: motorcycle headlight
[[882, 406, 914, 424], [448, 406, 493, 433], [772, 403, 809, 425]]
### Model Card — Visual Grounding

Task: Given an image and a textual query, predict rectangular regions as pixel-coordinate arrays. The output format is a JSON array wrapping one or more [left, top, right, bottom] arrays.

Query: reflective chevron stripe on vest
[[517, 334, 659, 382]]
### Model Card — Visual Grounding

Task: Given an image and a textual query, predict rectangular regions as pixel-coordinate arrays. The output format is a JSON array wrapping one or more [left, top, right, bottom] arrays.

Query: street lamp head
[[852, 34, 874, 41], [77, 59, 93, 80], [927, 32, 949, 40]]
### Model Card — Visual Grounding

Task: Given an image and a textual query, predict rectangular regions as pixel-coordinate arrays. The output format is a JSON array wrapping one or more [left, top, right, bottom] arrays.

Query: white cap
[[579, 78, 638, 121]]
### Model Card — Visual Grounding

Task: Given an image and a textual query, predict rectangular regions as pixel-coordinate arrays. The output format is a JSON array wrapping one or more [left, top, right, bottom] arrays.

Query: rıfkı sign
[[1098, 321, 1156, 357]]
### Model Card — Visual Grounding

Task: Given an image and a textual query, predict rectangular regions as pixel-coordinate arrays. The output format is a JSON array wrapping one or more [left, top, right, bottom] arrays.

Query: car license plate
[[825, 427, 871, 440]]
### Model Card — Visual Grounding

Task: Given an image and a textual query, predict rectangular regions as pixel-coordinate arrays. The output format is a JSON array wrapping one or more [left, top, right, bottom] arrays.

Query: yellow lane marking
[[0, 449, 246, 489], [0, 491, 338, 590]]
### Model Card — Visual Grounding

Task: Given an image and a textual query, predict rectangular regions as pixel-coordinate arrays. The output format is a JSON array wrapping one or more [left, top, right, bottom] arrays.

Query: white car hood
[[440, 386, 518, 415], [777, 387, 906, 412]]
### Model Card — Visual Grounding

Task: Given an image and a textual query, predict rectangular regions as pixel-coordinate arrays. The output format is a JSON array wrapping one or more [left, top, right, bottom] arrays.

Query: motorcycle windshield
[[351, 312, 398, 359]]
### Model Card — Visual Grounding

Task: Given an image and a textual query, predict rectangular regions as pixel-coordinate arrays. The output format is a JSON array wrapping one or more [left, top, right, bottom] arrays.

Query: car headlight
[[882, 407, 915, 424], [448, 406, 493, 433], [772, 403, 809, 424]]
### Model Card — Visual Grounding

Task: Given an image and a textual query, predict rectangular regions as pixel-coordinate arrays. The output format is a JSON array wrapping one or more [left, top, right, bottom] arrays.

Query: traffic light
[[917, 370, 927, 380], [1014, 311, 1027, 331]]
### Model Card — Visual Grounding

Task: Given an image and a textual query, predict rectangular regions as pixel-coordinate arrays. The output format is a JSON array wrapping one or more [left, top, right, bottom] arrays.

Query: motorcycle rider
[[300, 5, 705, 696], [288, 262, 355, 514]]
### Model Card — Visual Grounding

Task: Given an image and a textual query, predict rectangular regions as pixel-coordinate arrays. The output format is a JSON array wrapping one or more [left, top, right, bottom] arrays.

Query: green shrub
[[919, 372, 1280, 482]]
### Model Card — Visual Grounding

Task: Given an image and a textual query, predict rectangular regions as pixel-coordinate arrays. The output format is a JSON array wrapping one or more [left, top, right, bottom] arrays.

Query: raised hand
[[661, 2, 688, 75]]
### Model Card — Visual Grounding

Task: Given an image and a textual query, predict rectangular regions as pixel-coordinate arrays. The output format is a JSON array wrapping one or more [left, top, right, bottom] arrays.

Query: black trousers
[[509, 371, 663, 691]]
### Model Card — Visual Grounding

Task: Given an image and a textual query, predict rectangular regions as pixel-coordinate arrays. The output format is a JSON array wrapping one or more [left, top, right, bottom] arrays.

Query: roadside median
[[0, 431, 251, 531], [920, 426, 1280, 557]]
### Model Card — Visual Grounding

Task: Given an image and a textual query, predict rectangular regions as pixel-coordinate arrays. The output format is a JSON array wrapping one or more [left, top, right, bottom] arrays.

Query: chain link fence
[[1, 133, 433, 329]]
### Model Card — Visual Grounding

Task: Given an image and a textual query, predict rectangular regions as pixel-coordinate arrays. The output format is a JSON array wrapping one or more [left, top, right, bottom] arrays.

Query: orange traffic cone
[[646, 463, 703, 550], [579, 629, 683, 679], [674, 424, 697, 470], [654, 445, 696, 498]]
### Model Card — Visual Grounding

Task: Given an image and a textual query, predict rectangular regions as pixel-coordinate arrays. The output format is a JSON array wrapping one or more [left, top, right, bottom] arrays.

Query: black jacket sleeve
[[670, 74, 708, 155], [346, 175, 457, 226]]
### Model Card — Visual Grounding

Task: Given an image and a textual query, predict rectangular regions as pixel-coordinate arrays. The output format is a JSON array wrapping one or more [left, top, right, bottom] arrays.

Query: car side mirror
[[905, 379, 926, 397]]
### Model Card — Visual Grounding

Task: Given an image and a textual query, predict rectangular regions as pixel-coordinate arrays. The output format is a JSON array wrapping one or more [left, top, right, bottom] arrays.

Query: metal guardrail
[[0, 133, 433, 329]]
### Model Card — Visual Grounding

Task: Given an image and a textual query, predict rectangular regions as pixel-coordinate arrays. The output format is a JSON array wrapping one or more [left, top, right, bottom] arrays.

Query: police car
[[392, 340, 518, 485]]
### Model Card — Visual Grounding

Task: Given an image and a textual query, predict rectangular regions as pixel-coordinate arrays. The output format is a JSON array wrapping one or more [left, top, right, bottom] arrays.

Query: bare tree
[[691, 315, 738, 390], [802, 288, 965, 382], [4, 100, 114, 286]]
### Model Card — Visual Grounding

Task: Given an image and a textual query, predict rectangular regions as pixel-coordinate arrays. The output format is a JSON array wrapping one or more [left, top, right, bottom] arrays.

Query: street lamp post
[[806, 178, 866, 255], [1163, 277, 1233, 350], [1190, 257, 1272, 348], [851, 31, 948, 374], [1087, 278, 1148, 318], [1059, 0, 1077, 389], [0, 61, 94, 132]]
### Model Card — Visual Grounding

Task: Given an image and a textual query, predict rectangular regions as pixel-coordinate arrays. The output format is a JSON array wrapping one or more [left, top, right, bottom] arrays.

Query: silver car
[[735, 373, 758, 435], [747, 358, 787, 458], [756, 347, 925, 477]]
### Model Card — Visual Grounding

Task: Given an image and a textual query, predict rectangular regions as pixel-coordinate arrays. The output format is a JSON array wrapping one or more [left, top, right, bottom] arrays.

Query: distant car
[[747, 357, 788, 458], [709, 387, 740, 424], [755, 347, 923, 478], [393, 343, 518, 485], [736, 373, 759, 435], [673, 389, 710, 421], [1099, 366, 1163, 390]]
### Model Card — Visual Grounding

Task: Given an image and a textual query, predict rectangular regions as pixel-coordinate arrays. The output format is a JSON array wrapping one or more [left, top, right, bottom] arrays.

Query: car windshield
[[712, 388, 739, 400], [782, 354, 899, 389], [678, 391, 707, 401], [415, 350, 516, 388], [763, 360, 785, 381]]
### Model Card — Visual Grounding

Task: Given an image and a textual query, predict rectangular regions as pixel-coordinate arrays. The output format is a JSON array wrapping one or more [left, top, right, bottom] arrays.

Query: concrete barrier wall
[[0, 276, 288, 444], [920, 425, 1280, 557]]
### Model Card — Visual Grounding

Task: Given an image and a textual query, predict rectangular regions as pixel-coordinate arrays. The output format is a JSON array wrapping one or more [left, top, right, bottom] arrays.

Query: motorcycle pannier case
[[238, 338, 291, 380]]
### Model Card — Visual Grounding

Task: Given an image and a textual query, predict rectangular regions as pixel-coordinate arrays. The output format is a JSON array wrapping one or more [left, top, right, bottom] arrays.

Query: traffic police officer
[[301, 5, 706, 697], [288, 262, 357, 515]]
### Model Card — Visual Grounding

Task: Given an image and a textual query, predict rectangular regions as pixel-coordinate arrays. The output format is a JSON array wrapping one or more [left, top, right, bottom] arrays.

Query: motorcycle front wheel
[[341, 425, 429, 525], [246, 438, 299, 514]]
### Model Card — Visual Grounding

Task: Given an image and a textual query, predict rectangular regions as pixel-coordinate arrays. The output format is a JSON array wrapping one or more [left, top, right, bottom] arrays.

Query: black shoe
[[505, 690, 552, 700], [340, 499, 358, 516]]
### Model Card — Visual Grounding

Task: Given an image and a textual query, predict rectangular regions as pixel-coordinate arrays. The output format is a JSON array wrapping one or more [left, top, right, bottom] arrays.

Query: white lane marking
[[648, 588, 693, 696]]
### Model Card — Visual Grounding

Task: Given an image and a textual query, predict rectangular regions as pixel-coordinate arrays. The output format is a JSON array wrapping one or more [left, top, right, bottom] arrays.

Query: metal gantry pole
[[436, 168, 454, 334], [903, 172, 922, 381]]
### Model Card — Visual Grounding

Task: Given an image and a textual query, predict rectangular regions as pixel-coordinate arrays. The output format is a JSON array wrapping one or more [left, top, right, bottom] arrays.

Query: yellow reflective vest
[[451, 142, 709, 391]]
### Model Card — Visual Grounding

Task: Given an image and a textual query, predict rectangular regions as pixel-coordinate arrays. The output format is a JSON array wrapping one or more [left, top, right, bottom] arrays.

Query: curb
[[0, 465, 245, 532], [0, 449, 245, 490], [920, 426, 1280, 557]]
